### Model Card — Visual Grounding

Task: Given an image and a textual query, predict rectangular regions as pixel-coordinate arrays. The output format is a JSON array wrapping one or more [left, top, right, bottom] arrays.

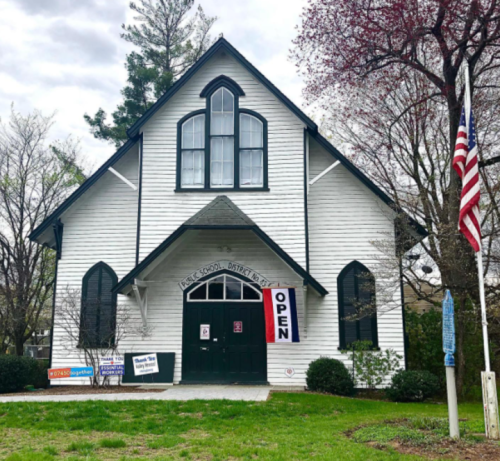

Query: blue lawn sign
[[99, 357, 125, 376], [443, 290, 456, 367]]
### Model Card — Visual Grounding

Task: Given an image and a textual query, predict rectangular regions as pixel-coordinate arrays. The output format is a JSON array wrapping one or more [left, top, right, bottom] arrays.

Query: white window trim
[[187, 273, 262, 302]]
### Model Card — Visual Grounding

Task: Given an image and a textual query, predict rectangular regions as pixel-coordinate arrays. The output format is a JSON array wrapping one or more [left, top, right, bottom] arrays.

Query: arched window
[[338, 261, 378, 349], [80, 262, 118, 348], [181, 113, 205, 187], [210, 88, 234, 187], [187, 274, 262, 302], [176, 76, 268, 192]]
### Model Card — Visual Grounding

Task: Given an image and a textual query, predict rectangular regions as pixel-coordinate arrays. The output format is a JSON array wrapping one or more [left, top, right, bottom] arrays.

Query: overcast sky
[[0, 0, 309, 170]]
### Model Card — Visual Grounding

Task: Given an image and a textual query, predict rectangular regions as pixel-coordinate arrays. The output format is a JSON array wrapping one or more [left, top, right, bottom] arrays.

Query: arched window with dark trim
[[338, 261, 378, 349], [176, 75, 268, 192], [80, 262, 118, 348]]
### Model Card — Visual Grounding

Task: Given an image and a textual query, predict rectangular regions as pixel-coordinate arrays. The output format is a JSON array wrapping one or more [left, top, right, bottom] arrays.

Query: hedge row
[[305, 357, 439, 402], [0, 355, 49, 394]]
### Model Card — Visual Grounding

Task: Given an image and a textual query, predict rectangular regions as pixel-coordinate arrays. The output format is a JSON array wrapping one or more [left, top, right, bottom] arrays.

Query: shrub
[[0, 355, 49, 393], [28, 359, 49, 389], [386, 370, 440, 402], [306, 357, 354, 396], [343, 341, 403, 389]]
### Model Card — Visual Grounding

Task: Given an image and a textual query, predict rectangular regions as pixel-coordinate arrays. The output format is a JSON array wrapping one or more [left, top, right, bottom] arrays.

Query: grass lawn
[[0, 392, 490, 460]]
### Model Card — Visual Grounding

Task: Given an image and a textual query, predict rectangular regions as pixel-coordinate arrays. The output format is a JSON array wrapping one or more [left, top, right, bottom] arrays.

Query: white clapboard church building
[[30, 38, 426, 386]]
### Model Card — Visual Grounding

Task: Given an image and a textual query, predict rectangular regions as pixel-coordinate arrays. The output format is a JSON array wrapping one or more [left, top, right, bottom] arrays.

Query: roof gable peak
[[126, 37, 318, 138], [185, 196, 255, 227]]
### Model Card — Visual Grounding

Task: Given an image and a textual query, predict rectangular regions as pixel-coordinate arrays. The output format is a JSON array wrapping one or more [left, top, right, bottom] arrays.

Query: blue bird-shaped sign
[[443, 290, 456, 367]]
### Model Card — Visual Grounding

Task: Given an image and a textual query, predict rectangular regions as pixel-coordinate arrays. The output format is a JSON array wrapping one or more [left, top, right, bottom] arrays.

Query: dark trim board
[[303, 129, 310, 272], [30, 137, 139, 246], [200, 75, 245, 97], [135, 134, 144, 266]]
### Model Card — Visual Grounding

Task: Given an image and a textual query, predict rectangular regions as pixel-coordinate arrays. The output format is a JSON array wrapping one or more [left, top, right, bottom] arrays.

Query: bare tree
[[55, 286, 150, 387], [0, 107, 86, 355]]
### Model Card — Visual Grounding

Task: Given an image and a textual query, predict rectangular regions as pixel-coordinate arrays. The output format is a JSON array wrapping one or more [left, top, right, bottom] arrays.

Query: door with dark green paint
[[182, 273, 267, 383], [182, 302, 267, 383]]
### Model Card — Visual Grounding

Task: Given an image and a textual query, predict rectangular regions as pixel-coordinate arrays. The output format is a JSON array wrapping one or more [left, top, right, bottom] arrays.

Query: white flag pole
[[464, 60, 500, 439]]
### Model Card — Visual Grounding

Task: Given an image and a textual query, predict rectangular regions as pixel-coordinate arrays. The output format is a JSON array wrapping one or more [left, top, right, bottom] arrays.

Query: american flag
[[453, 106, 481, 252]]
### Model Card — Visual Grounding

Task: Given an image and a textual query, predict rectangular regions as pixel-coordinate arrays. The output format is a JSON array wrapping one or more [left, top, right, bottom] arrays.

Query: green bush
[[306, 357, 354, 396], [386, 370, 440, 402], [343, 341, 402, 389], [0, 355, 49, 393]]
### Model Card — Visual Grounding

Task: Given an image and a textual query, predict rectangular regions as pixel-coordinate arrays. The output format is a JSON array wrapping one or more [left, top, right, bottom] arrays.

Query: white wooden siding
[[48, 52, 405, 387], [307, 136, 405, 383], [51, 146, 139, 382], [139, 51, 307, 268], [121, 229, 310, 385]]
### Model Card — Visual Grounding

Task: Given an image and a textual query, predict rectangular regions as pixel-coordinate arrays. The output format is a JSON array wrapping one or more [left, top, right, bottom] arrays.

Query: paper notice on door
[[200, 324, 210, 340]]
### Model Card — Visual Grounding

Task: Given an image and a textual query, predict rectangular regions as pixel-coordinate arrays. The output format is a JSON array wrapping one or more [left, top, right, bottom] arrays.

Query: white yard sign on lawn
[[133, 353, 159, 376]]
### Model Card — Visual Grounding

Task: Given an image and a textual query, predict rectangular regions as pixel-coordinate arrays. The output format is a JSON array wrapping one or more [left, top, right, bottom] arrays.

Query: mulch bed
[[378, 439, 500, 461], [347, 421, 500, 461], [2, 385, 165, 396]]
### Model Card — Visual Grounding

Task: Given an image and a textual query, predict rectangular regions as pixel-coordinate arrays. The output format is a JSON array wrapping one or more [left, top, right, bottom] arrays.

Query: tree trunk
[[15, 336, 25, 356]]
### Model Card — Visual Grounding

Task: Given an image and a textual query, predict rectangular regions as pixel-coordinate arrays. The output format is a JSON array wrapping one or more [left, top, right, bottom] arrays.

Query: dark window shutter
[[81, 263, 117, 348], [338, 262, 378, 349], [99, 269, 116, 346]]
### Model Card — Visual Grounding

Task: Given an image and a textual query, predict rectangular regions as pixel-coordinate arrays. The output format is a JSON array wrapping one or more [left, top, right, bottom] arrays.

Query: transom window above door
[[176, 76, 268, 192], [187, 274, 262, 302]]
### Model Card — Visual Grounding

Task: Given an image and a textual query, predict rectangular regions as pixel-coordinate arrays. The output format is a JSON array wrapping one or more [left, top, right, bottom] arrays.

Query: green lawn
[[0, 392, 488, 460]]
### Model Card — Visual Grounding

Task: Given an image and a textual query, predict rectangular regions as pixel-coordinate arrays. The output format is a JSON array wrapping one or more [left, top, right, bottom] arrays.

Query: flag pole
[[476, 251, 491, 372], [464, 60, 500, 439]]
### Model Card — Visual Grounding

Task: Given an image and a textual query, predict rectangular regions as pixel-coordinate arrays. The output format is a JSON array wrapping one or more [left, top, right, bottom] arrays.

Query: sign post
[[443, 290, 460, 439]]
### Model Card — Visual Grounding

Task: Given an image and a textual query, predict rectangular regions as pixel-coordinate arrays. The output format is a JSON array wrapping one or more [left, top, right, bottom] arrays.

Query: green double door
[[182, 302, 267, 383]]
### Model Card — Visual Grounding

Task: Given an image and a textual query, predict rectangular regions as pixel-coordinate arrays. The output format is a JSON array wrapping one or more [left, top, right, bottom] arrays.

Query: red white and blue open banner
[[263, 288, 300, 343]]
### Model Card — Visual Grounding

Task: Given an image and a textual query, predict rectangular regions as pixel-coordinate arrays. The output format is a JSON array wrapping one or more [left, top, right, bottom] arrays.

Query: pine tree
[[85, 0, 216, 147]]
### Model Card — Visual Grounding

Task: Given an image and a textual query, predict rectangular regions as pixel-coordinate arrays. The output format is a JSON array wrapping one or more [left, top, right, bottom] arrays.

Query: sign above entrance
[[179, 260, 274, 290]]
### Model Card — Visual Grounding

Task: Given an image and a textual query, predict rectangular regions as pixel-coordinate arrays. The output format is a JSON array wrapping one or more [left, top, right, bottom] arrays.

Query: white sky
[[0, 0, 309, 170]]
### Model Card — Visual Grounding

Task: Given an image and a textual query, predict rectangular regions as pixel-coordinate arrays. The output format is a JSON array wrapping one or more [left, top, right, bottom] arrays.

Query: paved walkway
[[0, 385, 273, 403]]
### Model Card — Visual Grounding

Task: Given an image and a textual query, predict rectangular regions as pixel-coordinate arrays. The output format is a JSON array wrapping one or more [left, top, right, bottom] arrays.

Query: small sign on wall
[[200, 324, 210, 340], [284, 367, 295, 378], [133, 353, 159, 376], [233, 321, 243, 333]]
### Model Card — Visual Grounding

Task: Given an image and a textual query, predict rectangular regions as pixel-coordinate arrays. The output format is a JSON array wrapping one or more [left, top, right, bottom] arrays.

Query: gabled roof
[[185, 195, 255, 227], [126, 37, 318, 138], [29, 136, 139, 246], [113, 196, 328, 296], [29, 36, 426, 254]]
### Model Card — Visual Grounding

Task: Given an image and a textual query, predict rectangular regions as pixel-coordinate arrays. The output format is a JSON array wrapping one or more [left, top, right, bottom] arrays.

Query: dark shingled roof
[[185, 196, 255, 227]]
